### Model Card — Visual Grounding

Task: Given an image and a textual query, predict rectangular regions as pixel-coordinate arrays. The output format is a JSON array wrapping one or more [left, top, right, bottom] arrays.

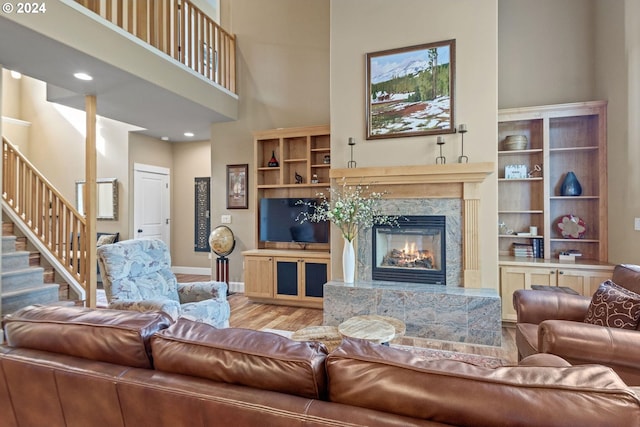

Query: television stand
[[241, 249, 330, 309]]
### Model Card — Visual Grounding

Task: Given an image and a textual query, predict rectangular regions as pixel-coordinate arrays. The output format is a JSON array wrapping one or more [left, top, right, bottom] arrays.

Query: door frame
[[133, 163, 171, 247]]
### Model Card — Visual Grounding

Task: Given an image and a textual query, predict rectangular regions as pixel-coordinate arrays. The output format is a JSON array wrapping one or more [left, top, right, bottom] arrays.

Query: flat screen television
[[259, 198, 329, 244]]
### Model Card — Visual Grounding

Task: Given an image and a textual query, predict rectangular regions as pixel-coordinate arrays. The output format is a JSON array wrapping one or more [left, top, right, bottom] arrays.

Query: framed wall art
[[226, 164, 248, 209], [366, 39, 456, 139]]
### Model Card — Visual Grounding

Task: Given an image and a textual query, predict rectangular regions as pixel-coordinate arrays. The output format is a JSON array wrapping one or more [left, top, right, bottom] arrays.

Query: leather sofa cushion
[[151, 319, 328, 399], [515, 322, 539, 359], [612, 264, 640, 294], [326, 338, 640, 427], [3, 305, 172, 369]]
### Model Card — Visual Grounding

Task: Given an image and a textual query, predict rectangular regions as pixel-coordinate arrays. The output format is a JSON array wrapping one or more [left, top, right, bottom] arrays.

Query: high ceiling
[[0, 9, 237, 142]]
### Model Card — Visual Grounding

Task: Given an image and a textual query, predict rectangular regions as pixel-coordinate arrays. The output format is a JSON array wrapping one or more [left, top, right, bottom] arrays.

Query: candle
[[458, 123, 467, 132], [437, 136, 445, 144]]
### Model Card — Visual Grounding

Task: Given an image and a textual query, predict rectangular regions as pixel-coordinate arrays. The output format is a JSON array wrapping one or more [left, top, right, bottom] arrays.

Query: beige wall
[[1, 69, 22, 119], [212, 0, 331, 283], [498, 0, 596, 108], [172, 140, 212, 268], [331, 0, 499, 288]]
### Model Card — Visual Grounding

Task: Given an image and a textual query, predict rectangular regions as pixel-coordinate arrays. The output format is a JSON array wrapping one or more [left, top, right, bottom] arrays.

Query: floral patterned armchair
[[97, 238, 230, 328]]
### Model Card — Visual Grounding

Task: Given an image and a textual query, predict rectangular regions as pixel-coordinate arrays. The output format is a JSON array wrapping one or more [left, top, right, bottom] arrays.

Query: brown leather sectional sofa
[[1, 305, 639, 427], [514, 264, 640, 385]]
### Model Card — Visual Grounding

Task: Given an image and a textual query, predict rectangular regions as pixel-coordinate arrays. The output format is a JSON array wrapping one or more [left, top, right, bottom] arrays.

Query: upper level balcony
[[0, 0, 238, 141]]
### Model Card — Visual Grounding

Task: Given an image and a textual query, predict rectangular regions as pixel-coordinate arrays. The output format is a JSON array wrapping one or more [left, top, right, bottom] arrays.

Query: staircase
[[1, 221, 62, 314]]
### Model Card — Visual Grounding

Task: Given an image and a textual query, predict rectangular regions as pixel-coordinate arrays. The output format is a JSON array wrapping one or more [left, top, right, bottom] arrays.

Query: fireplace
[[372, 215, 446, 284]]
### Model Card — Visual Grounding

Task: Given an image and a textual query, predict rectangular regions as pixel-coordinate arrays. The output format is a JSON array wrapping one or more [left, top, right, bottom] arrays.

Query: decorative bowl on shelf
[[503, 135, 528, 151], [556, 214, 586, 239]]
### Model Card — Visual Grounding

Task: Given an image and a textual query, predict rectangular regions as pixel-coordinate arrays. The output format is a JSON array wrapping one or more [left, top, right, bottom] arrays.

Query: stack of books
[[532, 238, 544, 258], [513, 242, 534, 258]]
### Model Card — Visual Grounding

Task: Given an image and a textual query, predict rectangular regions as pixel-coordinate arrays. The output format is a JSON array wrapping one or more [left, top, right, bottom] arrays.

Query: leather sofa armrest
[[108, 299, 181, 321], [539, 319, 640, 369], [513, 289, 591, 324], [178, 281, 228, 303]]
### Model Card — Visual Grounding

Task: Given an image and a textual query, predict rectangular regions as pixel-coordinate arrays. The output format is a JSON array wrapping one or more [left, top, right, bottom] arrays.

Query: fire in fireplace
[[372, 215, 446, 284]]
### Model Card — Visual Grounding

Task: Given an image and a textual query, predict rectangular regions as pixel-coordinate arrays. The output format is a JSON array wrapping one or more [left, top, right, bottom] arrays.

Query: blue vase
[[560, 171, 582, 196]]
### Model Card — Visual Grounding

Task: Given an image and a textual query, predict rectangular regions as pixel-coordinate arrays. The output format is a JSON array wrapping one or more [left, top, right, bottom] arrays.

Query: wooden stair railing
[[75, 0, 236, 94], [2, 137, 89, 296]]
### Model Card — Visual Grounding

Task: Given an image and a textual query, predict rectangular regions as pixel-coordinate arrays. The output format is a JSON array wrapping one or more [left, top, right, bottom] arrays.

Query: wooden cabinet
[[245, 125, 331, 308], [243, 250, 330, 309], [244, 255, 274, 299], [498, 101, 612, 321], [500, 258, 614, 321]]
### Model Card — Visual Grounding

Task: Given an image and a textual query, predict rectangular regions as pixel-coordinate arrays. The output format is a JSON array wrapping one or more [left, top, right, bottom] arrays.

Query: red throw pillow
[[584, 280, 640, 329]]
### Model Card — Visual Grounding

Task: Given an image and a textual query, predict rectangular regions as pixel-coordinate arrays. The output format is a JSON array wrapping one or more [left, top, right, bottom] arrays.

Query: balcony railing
[[76, 0, 236, 93]]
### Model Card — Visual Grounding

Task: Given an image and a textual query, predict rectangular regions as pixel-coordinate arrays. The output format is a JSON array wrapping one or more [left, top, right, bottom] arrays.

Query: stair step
[[1, 250, 31, 271], [2, 235, 17, 253], [1, 267, 45, 292], [1, 283, 60, 315], [29, 251, 41, 267]]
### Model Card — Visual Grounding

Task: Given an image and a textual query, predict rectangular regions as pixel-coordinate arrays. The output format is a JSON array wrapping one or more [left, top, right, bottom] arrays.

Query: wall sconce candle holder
[[436, 136, 446, 164], [347, 137, 357, 168], [458, 124, 469, 163]]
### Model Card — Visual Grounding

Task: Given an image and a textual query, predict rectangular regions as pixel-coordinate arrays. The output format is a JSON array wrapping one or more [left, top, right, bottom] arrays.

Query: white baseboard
[[229, 282, 245, 294]]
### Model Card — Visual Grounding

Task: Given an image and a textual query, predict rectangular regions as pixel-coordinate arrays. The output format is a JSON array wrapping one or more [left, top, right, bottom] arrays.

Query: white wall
[[330, 0, 499, 288]]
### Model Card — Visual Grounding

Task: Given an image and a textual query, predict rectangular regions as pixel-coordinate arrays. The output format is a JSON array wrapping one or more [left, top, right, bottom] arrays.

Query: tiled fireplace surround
[[323, 164, 502, 346]]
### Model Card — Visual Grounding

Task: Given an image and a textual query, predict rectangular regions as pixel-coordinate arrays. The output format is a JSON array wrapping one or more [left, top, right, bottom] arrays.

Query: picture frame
[[505, 164, 528, 179], [226, 164, 248, 209], [366, 39, 456, 140]]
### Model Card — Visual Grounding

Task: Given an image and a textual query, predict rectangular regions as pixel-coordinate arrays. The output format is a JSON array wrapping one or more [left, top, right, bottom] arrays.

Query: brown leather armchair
[[513, 264, 640, 386]]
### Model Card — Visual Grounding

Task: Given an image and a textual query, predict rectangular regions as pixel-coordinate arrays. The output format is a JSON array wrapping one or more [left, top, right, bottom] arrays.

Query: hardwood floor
[[177, 274, 518, 364]]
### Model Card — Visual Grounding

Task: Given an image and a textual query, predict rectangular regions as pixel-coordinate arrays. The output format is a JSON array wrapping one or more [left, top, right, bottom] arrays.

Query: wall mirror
[[76, 178, 118, 220]]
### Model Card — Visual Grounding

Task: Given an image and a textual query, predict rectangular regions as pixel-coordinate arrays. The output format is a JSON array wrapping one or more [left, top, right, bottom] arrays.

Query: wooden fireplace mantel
[[330, 162, 495, 288]]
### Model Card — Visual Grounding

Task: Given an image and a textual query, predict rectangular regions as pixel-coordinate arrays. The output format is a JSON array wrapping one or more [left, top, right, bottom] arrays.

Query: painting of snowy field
[[366, 39, 456, 139]]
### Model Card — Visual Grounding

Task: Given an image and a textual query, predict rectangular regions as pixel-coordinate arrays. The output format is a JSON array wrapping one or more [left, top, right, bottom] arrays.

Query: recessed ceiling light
[[10, 70, 22, 79], [184, 132, 194, 137], [74, 72, 93, 81], [161, 136, 169, 141]]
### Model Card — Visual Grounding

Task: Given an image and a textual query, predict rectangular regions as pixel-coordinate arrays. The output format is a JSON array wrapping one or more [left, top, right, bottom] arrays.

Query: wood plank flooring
[[177, 274, 518, 364]]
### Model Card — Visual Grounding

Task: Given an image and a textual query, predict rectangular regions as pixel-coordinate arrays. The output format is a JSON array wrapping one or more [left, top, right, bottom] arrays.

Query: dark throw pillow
[[584, 280, 640, 329]]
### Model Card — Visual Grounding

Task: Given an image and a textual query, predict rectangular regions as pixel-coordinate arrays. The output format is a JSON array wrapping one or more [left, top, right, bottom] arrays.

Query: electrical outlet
[[221, 214, 232, 224], [635, 217, 640, 231]]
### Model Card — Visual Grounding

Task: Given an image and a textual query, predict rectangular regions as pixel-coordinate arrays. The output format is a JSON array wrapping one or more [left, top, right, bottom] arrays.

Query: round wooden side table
[[338, 316, 396, 345], [291, 325, 343, 352]]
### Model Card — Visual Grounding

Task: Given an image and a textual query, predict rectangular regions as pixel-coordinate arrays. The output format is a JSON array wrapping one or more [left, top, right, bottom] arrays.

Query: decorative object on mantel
[[297, 178, 400, 284], [268, 150, 279, 167], [557, 214, 586, 239], [457, 123, 468, 163], [347, 137, 357, 168], [436, 136, 446, 164], [295, 171, 303, 184], [560, 171, 582, 196]]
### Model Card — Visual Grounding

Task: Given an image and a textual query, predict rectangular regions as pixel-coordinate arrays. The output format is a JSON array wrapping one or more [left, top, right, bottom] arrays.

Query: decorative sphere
[[209, 225, 235, 256]]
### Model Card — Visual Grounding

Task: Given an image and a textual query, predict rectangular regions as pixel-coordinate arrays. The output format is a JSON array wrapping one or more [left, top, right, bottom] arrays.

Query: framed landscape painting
[[366, 39, 456, 139]]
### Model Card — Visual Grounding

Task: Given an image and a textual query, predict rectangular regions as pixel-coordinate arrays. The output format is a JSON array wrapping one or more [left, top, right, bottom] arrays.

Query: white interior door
[[133, 163, 170, 247]]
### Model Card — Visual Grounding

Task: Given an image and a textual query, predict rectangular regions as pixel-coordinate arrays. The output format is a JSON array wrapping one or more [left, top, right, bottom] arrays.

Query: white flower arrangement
[[297, 178, 400, 242]]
